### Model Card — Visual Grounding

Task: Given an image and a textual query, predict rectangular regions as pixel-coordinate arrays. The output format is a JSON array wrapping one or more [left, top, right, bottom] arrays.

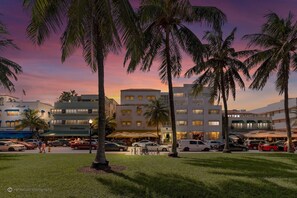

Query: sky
[[0, 0, 297, 110]]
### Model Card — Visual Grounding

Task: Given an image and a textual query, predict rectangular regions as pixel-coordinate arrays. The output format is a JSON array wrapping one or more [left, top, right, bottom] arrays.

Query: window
[[51, 109, 62, 114], [189, 141, 197, 145], [121, 121, 131, 126], [6, 121, 18, 127], [208, 109, 220, 114], [66, 109, 76, 114], [146, 96, 156, 101], [6, 111, 19, 116], [136, 121, 142, 127], [176, 109, 187, 114], [208, 121, 220, 126], [125, 96, 134, 100], [138, 96, 143, 100], [192, 109, 203, 114], [52, 120, 62, 125], [174, 93, 184, 97], [177, 121, 187, 126], [77, 109, 88, 114], [121, 110, 132, 116], [136, 107, 142, 115], [192, 120, 203, 126]]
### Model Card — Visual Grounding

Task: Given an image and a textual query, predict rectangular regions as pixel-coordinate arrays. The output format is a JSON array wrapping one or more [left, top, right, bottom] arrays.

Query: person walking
[[38, 140, 42, 153], [41, 141, 46, 153]]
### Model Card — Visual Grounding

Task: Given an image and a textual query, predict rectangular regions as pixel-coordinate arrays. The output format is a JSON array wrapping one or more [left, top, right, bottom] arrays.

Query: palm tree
[[125, 0, 226, 157], [58, 90, 77, 102], [186, 28, 251, 153], [0, 15, 22, 91], [24, 0, 141, 169], [243, 12, 297, 153], [15, 109, 49, 138], [92, 116, 117, 136], [144, 98, 169, 144]]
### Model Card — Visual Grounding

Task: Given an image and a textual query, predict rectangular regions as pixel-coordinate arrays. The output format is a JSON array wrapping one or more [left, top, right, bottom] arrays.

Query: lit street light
[[89, 119, 93, 154]]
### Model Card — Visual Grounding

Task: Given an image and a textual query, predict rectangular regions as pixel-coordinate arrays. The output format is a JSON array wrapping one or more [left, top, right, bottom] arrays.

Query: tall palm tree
[[0, 15, 22, 91], [125, 0, 226, 157], [186, 28, 251, 153], [243, 12, 297, 153], [144, 98, 169, 144], [24, 0, 141, 169], [15, 109, 48, 138]]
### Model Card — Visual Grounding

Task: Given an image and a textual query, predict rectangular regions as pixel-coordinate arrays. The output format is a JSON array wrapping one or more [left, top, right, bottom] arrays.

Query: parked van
[[178, 139, 210, 152]]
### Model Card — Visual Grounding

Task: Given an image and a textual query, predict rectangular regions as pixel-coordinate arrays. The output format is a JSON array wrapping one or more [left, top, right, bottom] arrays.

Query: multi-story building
[[116, 89, 161, 131], [250, 98, 297, 131], [227, 109, 272, 133], [161, 84, 222, 141], [0, 95, 53, 138], [48, 95, 117, 137], [115, 85, 222, 142]]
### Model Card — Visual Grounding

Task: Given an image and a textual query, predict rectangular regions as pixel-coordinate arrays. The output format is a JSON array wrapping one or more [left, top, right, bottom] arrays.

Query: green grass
[[1, 153, 297, 198]]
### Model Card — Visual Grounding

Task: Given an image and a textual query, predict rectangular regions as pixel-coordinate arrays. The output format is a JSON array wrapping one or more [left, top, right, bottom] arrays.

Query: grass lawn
[[1, 153, 297, 198]]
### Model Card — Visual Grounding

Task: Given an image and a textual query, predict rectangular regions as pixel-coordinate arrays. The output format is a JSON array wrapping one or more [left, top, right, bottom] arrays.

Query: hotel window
[[192, 109, 203, 114], [52, 109, 62, 114], [177, 121, 187, 126], [77, 109, 88, 114], [52, 120, 62, 125], [66, 109, 76, 114], [136, 121, 142, 127], [174, 93, 184, 97], [6, 111, 19, 116], [121, 121, 131, 126], [146, 96, 156, 101], [208, 109, 220, 114], [192, 120, 203, 126], [208, 121, 220, 126], [77, 120, 88, 124], [93, 109, 98, 113], [176, 109, 187, 114], [138, 96, 143, 100], [121, 110, 132, 116], [125, 96, 134, 100], [136, 107, 142, 115]]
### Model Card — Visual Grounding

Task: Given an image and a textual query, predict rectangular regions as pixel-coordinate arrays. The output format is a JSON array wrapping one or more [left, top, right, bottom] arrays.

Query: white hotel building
[[0, 95, 53, 139], [250, 98, 297, 131], [116, 84, 222, 141]]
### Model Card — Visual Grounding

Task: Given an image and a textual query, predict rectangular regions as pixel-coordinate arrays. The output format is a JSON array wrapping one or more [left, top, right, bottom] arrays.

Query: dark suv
[[48, 139, 70, 147], [245, 140, 265, 150]]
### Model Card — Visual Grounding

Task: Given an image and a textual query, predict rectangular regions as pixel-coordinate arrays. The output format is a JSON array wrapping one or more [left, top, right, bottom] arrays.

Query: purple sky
[[1, 0, 297, 110]]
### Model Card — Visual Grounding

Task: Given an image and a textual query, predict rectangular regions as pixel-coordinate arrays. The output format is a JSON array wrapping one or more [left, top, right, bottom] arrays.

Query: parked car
[[105, 143, 127, 151], [142, 143, 171, 152], [132, 140, 154, 147], [274, 140, 286, 151], [205, 140, 223, 149], [48, 139, 70, 147], [24, 139, 39, 146], [217, 143, 248, 152], [178, 139, 210, 152], [244, 140, 266, 150], [12, 141, 36, 150], [70, 141, 97, 150], [0, 141, 26, 151], [259, 143, 278, 151]]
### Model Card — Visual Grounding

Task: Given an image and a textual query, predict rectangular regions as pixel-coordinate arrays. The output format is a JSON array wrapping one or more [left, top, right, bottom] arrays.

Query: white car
[[0, 141, 26, 151], [178, 139, 210, 152], [132, 140, 154, 147], [205, 140, 223, 149], [143, 143, 171, 152]]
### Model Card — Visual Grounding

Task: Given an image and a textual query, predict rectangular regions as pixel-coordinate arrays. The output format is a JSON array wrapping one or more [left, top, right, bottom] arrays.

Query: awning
[[247, 120, 256, 123], [107, 131, 158, 139], [4, 109, 19, 112], [232, 120, 245, 123], [258, 120, 270, 123], [41, 131, 89, 137], [0, 131, 32, 138], [244, 130, 297, 138]]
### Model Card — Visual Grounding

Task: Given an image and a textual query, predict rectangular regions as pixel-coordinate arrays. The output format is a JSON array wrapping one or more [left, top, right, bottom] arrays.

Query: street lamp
[[89, 119, 93, 154]]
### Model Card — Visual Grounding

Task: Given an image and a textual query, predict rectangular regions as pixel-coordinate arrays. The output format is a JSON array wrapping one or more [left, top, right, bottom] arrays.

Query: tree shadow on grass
[[0, 154, 24, 161], [95, 171, 297, 198]]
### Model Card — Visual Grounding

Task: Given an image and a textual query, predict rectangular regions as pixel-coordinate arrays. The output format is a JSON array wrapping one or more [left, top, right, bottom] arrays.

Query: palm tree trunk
[[221, 71, 230, 153], [92, 23, 108, 169], [165, 27, 178, 157], [284, 85, 293, 153], [156, 121, 160, 144]]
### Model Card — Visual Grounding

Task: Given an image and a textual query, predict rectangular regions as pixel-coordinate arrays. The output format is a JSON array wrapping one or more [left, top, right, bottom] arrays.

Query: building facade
[[0, 95, 53, 138], [49, 95, 117, 137], [250, 98, 297, 130], [161, 84, 222, 141], [227, 109, 272, 134], [116, 89, 161, 131]]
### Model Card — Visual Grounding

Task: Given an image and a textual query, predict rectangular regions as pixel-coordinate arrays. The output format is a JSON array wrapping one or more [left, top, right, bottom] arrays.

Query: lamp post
[[89, 119, 93, 154]]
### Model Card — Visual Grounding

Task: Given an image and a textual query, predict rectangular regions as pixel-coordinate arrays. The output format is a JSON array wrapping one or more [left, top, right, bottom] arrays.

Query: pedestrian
[[41, 141, 46, 153], [38, 140, 42, 153]]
